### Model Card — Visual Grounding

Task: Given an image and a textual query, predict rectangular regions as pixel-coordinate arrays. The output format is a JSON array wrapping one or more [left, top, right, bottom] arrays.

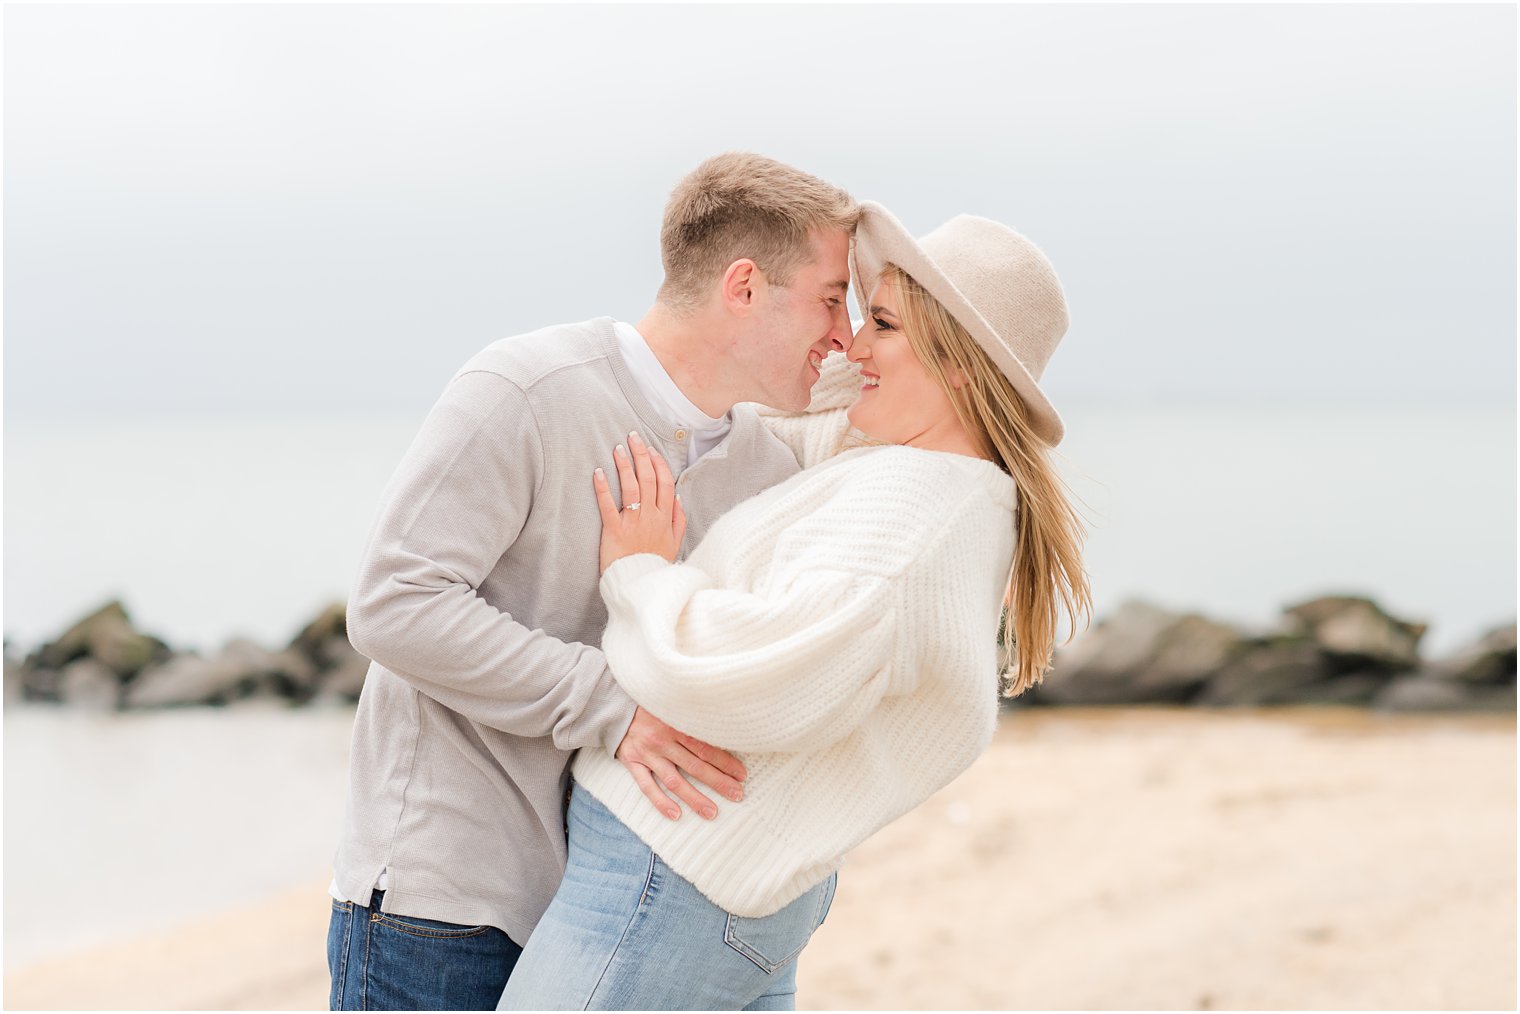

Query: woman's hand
[[593, 430, 687, 575]]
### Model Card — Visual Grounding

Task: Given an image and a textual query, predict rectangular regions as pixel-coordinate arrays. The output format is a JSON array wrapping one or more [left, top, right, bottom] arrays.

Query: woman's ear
[[946, 365, 971, 390]]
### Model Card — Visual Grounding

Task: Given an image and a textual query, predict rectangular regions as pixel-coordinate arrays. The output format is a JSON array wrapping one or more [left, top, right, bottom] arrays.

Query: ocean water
[[4, 406, 1514, 657], [2, 706, 356, 970]]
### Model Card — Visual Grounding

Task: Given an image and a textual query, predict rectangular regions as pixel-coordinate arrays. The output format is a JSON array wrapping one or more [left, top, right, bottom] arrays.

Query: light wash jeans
[[498, 782, 837, 1011]]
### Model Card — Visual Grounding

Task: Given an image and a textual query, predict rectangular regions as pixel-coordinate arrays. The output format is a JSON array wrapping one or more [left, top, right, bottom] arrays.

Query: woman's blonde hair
[[878, 264, 1092, 696]]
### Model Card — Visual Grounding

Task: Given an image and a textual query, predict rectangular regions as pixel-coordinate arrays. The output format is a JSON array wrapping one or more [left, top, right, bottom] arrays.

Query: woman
[[498, 201, 1092, 1010]]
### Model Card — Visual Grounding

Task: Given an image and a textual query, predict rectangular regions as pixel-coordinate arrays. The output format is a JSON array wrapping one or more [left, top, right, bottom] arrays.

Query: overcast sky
[[4, 3, 1515, 422]]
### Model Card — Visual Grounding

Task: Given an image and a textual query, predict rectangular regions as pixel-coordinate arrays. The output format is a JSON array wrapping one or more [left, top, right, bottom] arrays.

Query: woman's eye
[[872, 316, 893, 331]]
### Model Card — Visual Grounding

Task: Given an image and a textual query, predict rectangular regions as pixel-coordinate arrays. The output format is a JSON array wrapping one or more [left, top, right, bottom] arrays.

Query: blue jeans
[[327, 889, 523, 1010], [497, 782, 837, 1011]]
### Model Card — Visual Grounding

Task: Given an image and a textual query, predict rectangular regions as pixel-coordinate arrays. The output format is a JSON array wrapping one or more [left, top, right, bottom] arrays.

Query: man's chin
[[768, 384, 812, 413]]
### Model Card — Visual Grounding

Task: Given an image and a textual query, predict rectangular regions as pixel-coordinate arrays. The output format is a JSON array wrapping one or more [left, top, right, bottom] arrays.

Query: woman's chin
[[846, 406, 886, 443]]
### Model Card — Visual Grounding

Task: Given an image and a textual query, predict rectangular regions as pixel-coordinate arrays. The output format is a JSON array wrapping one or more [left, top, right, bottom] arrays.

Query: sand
[[4, 707, 1514, 1011]]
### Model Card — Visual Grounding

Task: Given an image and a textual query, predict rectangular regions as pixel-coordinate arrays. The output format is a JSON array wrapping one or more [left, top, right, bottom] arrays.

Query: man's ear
[[720, 259, 760, 314]]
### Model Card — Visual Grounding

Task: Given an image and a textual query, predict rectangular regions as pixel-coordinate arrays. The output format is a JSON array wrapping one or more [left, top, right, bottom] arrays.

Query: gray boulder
[[124, 654, 218, 708], [214, 639, 321, 704], [314, 646, 371, 703], [1282, 595, 1426, 671], [125, 639, 317, 708], [289, 603, 348, 663], [288, 602, 366, 703], [4, 652, 25, 705], [1372, 675, 1516, 712], [1194, 639, 1334, 706], [1286, 672, 1387, 706], [1427, 623, 1517, 686], [1033, 600, 1245, 705], [20, 666, 62, 703], [57, 658, 122, 710], [29, 601, 170, 679]]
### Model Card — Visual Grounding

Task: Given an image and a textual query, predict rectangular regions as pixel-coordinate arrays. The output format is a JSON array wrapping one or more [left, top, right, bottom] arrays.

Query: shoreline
[[5, 707, 1513, 1011]]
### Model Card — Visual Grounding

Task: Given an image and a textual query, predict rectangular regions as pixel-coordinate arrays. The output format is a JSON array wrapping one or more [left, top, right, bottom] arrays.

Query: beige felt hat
[[851, 200, 1070, 446]]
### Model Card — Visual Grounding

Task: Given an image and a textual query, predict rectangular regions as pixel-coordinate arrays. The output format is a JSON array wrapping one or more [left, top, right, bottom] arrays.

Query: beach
[[4, 706, 1513, 1011]]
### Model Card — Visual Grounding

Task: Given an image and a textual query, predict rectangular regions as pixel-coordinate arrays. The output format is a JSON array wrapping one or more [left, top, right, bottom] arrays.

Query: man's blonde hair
[[658, 153, 858, 312]]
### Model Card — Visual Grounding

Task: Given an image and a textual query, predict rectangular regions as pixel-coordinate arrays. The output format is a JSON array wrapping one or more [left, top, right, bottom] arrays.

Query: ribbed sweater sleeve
[[597, 450, 962, 754], [346, 369, 635, 755], [599, 554, 897, 753]]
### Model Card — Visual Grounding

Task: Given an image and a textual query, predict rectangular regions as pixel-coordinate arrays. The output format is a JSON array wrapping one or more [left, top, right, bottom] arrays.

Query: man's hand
[[616, 707, 746, 820]]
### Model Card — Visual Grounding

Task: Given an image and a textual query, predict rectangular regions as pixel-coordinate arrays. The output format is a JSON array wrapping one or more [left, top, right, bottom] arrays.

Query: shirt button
[[674, 429, 687, 440]]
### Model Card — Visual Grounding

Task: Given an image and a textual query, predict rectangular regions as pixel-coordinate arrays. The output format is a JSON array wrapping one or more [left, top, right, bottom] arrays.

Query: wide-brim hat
[[850, 200, 1070, 447]]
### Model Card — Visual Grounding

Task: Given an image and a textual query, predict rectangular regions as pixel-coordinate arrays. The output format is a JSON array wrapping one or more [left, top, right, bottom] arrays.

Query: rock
[[1145, 614, 1245, 696], [125, 639, 317, 708], [29, 601, 170, 679], [314, 647, 370, 704], [124, 654, 217, 708], [1033, 600, 1245, 705], [288, 602, 366, 703], [1371, 675, 1516, 712], [4, 653, 25, 705], [21, 666, 63, 703], [1282, 595, 1426, 671], [1428, 623, 1517, 686], [289, 603, 348, 664], [1194, 640, 1333, 706], [1286, 672, 1387, 706], [57, 658, 121, 710], [213, 639, 321, 704]]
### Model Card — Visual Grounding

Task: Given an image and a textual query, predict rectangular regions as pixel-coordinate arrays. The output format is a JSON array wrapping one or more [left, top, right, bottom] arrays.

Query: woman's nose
[[846, 322, 870, 362]]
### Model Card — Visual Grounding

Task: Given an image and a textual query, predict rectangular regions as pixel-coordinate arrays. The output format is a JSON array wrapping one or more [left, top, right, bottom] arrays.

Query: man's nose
[[828, 304, 854, 353]]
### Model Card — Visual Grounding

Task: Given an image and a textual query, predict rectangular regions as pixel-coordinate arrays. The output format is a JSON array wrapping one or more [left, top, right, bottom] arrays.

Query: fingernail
[[616, 444, 626, 457], [666, 808, 680, 821], [595, 467, 604, 478], [629, 431, 642, 444], [727, 788, 743, 802], [701, 806, 717, 819]]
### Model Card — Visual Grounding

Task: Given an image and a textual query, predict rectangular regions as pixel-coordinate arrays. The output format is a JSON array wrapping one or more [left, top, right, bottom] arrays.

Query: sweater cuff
[[598, 685, 640, 760], [599, 553, 673, 607]]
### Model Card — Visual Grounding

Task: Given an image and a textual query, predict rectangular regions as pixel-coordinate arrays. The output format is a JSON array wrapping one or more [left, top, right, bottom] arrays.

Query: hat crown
[[917, 215, 1069, 381]]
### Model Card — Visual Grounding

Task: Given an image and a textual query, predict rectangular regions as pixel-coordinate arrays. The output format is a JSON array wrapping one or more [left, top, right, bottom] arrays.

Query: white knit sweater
[[571, 415, 1018, 917]]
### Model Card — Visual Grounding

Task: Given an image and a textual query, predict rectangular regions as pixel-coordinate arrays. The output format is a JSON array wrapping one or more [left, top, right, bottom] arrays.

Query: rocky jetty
[[1018, 595, 1516, 712], [4, 594, 1514, 712], [6, 600, 369, 709]]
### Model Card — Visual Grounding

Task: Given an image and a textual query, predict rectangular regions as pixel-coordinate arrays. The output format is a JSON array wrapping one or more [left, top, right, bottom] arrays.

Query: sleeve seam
[[392, 372, 542, 550]]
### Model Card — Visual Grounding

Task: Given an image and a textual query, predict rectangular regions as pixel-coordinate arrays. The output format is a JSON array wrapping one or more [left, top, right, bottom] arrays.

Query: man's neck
[[634, 304, 738, 418]]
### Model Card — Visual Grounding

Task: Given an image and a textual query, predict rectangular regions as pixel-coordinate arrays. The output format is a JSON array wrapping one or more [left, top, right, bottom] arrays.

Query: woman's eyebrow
[[869, 305, 899, 319]]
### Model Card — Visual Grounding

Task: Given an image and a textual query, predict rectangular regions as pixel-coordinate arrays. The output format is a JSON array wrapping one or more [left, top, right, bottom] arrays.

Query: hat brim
[[851, 200, 1065, 447]]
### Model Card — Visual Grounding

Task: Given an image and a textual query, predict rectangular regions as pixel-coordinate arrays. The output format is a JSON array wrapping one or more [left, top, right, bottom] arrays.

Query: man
[[326, 153, 858, 1010]]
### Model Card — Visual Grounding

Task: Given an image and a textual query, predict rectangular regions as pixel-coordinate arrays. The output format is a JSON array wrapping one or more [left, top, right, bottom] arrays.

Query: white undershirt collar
[[614, 321, 731, 466]]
